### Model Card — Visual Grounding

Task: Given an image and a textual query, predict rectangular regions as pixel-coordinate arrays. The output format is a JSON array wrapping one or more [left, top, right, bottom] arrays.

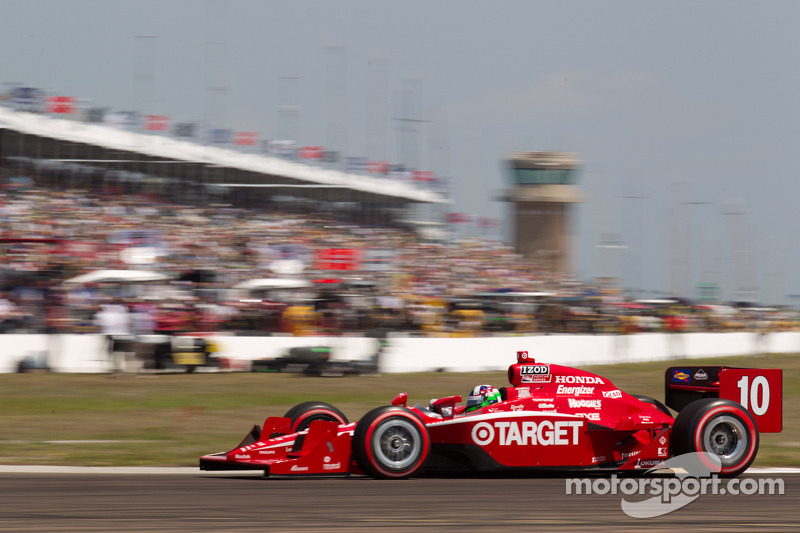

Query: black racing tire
[[670, 398, 759, 477], [352, 406, 430, 479], [630, 394, 672, 417], [283, 401, 349, 433]]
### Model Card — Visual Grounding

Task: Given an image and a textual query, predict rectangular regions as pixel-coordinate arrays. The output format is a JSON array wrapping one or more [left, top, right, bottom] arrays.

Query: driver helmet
[[465, 384, 502, 413]]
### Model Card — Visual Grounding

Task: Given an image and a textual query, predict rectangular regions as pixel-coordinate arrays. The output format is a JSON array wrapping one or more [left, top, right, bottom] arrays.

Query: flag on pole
[[145, 115, 169, 131]]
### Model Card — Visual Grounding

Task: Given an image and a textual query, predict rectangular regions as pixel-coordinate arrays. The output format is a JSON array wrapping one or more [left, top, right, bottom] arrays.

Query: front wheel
[[670, 398, 759, 477], [283, 401, 349, 433], [352, 406, 430, 479]]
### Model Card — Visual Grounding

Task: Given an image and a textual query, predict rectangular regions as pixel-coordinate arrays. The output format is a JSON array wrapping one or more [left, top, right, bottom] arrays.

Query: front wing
[[200, 417, 358, 476]]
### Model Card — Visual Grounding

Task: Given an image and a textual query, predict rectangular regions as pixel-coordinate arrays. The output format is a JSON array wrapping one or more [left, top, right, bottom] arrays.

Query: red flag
[[234, 131, 258, 146], [46, 96, 75, 114], [412, 170, 435, 182], [366, 161, 389, 174], [447, 213, 471, 224], [297, 146, 323, 159], [145, 115, 169, 131]]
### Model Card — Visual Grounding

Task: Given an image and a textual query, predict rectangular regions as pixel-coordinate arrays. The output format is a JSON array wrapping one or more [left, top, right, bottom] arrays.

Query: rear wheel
[[352, 406, 430, 479], [670, 398, 759, 477]]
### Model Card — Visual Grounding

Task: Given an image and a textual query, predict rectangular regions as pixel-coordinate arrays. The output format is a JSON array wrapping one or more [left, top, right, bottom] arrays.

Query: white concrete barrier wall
[[0, 331, 798, 373]]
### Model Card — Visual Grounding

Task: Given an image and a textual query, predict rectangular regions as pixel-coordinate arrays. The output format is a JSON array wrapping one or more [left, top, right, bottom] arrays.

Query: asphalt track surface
[[0, 468, 797, 532]]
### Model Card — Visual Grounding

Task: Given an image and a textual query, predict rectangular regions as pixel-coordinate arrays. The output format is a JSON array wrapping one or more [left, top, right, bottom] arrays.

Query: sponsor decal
[[621, 450, 640, 459], [516, 388, 531, 398], [635, 458, 666, 468], [517, 350, 529, 360], [537, 403, 555, 409], [568, 398, 602, 409], [659, 436, 667, 445], [290, 465, 309, 472], [577, 412, 601, 421], [471, 420, 582, 447], [602, 389, 623, 399], [322, 462, 342, 471], [672, 369, 691, 383], [521, 374, 552, 383], [555, 375, 604, 385], [694, 369, 709, 381], [258, 449, 276, 456], [234, 454, 251, 459], [556, 385, 594, 395], [658, 447, 668, 457], [520, 364, 550, 375], [510, 404, 525, 411], [591, 456, 607, 463]]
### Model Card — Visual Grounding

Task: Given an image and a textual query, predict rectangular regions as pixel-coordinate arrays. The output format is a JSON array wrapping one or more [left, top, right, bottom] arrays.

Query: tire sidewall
[[353, 406, 430, 479], [283, 401, 348, 433], [671, 398, 759, 476]]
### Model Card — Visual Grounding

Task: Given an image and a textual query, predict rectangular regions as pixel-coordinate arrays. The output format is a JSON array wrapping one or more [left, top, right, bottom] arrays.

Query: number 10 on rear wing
[[665, 366, 782, 432]]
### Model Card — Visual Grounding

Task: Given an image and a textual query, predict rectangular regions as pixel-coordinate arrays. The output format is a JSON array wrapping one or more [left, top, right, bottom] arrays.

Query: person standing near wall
[[94, 301, 133, 373]]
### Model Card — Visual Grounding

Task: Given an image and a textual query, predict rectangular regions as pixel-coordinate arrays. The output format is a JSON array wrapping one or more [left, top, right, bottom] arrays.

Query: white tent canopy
[[62, 269, 171, 285], [233, 278, 312, 291]]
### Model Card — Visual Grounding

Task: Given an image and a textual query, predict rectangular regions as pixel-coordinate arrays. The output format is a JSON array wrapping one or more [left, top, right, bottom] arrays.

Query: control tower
[[501, 151, 583, 276]]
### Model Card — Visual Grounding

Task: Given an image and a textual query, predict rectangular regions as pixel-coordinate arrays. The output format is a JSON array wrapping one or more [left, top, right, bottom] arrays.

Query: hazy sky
[[2, 1, 799, 305]]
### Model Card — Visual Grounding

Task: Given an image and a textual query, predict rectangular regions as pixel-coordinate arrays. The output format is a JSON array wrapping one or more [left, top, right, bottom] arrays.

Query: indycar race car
[[200, 351, 782, 478]]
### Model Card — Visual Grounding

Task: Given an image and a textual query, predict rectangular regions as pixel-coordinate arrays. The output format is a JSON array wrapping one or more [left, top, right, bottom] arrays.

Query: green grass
[[0, 352, 796, 467]]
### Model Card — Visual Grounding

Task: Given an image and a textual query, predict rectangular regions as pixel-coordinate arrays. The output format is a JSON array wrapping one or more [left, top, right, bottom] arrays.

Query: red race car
[[200, 351, 782, 478]]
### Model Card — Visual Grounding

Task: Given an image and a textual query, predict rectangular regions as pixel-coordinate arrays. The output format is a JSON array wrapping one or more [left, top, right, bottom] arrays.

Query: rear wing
[[665, 366, 782, 433]]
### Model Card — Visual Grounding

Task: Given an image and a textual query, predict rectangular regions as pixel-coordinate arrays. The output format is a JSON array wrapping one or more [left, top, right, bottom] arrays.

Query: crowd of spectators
[[1, 185, 797, 338]]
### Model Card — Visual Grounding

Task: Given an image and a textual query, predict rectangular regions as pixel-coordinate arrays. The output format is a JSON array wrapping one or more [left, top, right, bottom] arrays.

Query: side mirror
[[431, 395, 463, 418], [391, 392, 408, 407]]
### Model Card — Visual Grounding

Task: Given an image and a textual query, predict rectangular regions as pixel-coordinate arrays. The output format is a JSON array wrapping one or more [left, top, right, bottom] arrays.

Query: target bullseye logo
[[471, 422, 495, 445]]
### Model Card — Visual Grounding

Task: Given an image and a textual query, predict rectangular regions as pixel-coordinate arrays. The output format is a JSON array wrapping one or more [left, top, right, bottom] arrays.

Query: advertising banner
[[313, 248, 361, 271]]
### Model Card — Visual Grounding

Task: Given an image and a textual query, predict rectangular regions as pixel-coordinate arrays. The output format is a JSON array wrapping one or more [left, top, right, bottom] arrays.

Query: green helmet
[[465, 385, 502, 412]]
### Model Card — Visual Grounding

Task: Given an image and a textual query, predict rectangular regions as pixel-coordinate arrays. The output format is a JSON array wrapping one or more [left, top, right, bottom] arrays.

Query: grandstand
[[0, 106, 447, 227]]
